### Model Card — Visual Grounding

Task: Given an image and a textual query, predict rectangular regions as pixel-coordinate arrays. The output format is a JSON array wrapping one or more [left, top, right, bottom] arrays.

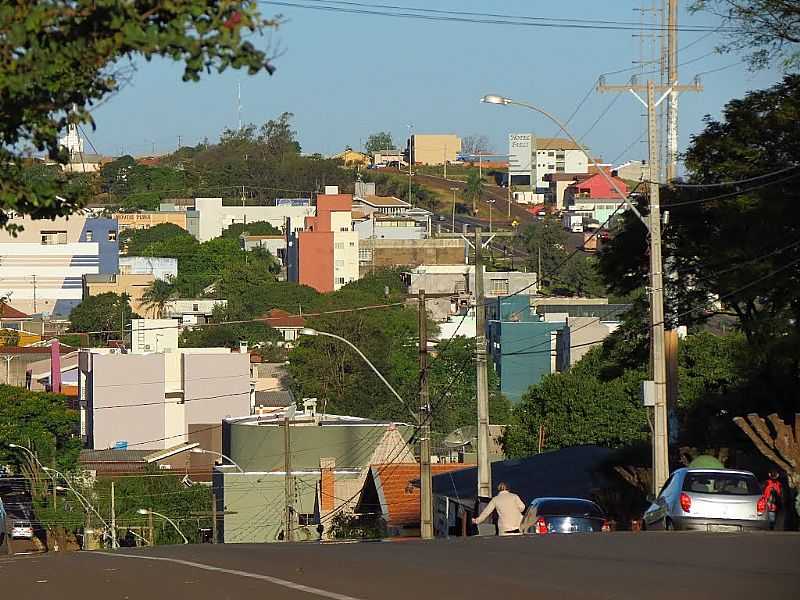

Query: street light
[[190, 448, 244, 473], [137, 508, 188, 544], [449, 187, 459, 232], [43, 466, 108, 530], [9, 442, 58, 507], [298, 328, 414, 422]]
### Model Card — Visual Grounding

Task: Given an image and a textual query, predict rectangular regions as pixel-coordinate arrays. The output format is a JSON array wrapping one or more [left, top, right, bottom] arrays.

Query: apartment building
[[0, 214, 119, 316], [508, 134, 589, 191], [292, 192, 359, 292], [408, 134, 462, 165], [193, 197, 315, 242]]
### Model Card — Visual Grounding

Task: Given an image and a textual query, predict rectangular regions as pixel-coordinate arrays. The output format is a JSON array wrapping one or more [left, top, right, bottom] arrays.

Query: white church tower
[[58, 124, 84, 159]]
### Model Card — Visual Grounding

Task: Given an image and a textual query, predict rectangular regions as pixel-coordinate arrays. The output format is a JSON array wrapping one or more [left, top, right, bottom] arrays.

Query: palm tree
[[465, 170, 484, 215], [141, 278, 177, 318]]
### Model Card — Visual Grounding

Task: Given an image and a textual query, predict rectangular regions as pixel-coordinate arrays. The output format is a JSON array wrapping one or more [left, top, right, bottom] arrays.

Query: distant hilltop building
[[58, 124, 84, 159]]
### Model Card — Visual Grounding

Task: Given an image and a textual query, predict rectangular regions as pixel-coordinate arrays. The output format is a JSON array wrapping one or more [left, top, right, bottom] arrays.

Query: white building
[[193, 197, 315, 242], [163, 299, 227, 325], [79, 347, 252, 450], [119, 256, 178, 281], [131, 318, 180, 353], [0, 214, 119, 316], [508, 134, 588, 191]]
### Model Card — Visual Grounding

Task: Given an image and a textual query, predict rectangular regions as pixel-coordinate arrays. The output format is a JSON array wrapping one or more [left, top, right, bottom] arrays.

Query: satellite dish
[[444, 426, 478, 449]]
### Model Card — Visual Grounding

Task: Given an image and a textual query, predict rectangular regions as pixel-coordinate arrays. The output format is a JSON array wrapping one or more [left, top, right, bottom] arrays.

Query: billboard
[[508, 133, 534, 175], [276, 198, 311, 207]]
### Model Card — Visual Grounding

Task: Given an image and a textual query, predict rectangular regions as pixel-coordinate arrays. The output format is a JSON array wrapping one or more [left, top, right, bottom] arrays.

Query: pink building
[[297, 194, 359, 292]]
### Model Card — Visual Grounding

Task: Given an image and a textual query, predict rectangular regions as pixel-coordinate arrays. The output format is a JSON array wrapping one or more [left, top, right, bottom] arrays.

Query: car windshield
[[682, 472, 761, 496], [534, 500, 604, 518]]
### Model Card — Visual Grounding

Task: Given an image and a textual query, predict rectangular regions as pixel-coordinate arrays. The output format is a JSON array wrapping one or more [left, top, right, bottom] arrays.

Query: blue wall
[[487, 297, 564, 403], [80, 218, 119, 274]]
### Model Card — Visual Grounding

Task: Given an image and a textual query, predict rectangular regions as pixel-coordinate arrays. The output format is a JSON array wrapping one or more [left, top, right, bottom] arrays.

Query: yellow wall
[[84, 274, 157, 317], [114, 212, 188, 232]]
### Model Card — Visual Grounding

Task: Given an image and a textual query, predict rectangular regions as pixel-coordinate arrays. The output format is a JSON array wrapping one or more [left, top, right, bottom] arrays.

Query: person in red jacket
[[762, 470, 783, 530]]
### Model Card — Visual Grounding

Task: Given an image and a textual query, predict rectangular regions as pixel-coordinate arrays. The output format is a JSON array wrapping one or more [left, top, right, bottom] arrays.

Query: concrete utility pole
[[598, 77, 700, 494], [474, 227, 491, 503], [111, 481, 117, 549], [148, 509, 154, 546], [418, 290, 433, 540], [283, 416, 294, 542], [408, 124, 413, 207], [211, 492, 218, 543], [666, 0, 679, 182]]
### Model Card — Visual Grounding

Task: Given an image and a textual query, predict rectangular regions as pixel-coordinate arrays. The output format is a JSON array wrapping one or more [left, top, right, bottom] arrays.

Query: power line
[[264, 1, 738, 32], [660, 165, 800, 188]]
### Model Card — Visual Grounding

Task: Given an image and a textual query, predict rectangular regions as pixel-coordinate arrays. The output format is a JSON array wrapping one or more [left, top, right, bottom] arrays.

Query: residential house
[[352, 195, 411, 216], [404, 266, 539, 298], [407, 134, 462, 165], [163, 299, 227, 325], [564, 172, 630, 224], [214, 400, 415, 543], [78, 442, 199, 478], [291, 192, 359, 292], [0, 303, 43, 346], [356, 463, 472, 536], [555, 316, 620, 372], [78, 347, 252, 453], [543, 172, 593, 210], [486, 295, 565, 403], [333, 148, 371, 167], [372, 149, 405, 165], [0, 342, 77, 388], [119, 257, 178, 281], [0, 214, 119, 316], [261, 308, 306, 342], [354, 214, 427, 241], [239, 235, 286, 265]]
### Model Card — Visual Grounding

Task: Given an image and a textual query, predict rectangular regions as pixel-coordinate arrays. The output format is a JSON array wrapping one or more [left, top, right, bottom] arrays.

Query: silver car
[[643, 468, 768, 532], [521, 497, 610, 534]]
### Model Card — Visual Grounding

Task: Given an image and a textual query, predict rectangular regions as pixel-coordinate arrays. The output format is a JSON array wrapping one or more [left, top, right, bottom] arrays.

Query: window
[[556, 166, 565, 172], [108, 230, 117, 241], [681, 473, 760, 496], [548, 151, 555, 157], [490, 279, 509, 295], [41, 230, 67, 245], [192, 303, 199, 311], [85, 231, 93, 242], [359, 249, 373, 262], [298, 514, 317, 526], [340, 227, 349, 232], [349, 241, 355, 247], [335, 277, 346, 285], [335, 260, 344, 268], [334, 242, 345, 249]]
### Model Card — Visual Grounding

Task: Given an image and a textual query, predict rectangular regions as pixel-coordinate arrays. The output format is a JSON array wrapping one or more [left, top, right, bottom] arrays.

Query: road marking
[[92, 552, 365, 600]]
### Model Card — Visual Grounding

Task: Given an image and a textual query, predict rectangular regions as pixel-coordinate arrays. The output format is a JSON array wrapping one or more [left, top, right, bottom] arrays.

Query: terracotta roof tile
[[260, 308, 306, 329], [371, 463, 473, 527], [0, 302, 30, 319]]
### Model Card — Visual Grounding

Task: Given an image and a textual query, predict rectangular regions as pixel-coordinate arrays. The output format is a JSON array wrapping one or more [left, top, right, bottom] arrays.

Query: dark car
[[521, 497, 610, 534]]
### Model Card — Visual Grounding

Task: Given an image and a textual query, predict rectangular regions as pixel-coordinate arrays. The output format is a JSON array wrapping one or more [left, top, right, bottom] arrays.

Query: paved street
[[2, 532, 797, 600]]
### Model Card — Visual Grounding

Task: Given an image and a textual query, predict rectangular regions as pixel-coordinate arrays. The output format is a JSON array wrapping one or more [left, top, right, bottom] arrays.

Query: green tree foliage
[[0, 386, 80, 471], [102, 157, 193, 210], [464, 170, 484, 215], [221, 220, 282, 239], [365, 132, 395, 154], [361, 172, 440, 211], [600, 75, 800, 417], [119, 223, 193, 256], [503, 348, 649, 458], [691, 1, 800, 69], [0, 1, 278, 228], [69, 293, 139, 342], [140, 278, 178, 319]]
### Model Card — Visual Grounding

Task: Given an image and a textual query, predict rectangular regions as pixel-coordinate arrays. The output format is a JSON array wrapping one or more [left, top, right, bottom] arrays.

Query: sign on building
[[508, 133, 534, 176]]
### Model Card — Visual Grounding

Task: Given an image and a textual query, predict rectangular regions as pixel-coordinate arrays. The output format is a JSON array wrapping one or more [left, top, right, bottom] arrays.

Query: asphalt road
[[2, 532, 798, 600]]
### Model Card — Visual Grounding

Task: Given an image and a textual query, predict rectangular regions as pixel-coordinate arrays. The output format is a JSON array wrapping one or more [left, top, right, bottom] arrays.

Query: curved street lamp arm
[[46, 467, 109, 530], [150, 510, 189, 544], [505, 99, 648, 229], [198, 449, 245, 473], [315, 330, 417, 423]]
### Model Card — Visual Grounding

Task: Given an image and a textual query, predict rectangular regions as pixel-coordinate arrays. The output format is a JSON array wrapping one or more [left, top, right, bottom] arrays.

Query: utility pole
[[148, 509, 154, 546], [666, 0, 679, 182], [31, 275, 37, 313], [418, 291, 433, 539], [211, 492, 217, 544], [283, 416, 294, 542], [408, 124, 413, 207], [474, 227, 491, 504], [598, 78, 699, 494], [450, 187, 458, 232], [177, 135, 182, 151], [111, 481, 117, 549], [51, 457, 57, 510]]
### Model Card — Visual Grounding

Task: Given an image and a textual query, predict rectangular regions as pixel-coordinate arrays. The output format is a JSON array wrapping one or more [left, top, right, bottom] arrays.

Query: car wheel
[[664, 518, 674, 531]]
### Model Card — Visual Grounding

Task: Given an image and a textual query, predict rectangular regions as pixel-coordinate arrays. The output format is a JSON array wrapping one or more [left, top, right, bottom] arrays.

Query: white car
[[11, 520, 33, 539], [643, 468, 768, 532]]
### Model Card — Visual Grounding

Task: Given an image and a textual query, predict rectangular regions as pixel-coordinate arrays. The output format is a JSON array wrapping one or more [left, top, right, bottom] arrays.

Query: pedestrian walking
[[472, 482, 526, 536], [762, 470, 783, 530]]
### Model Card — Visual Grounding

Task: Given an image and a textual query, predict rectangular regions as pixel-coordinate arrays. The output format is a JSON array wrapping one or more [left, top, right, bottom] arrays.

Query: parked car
[[643, 468, 768, 532], [11, 520, 33, 539], [521, 497, 610, 534]]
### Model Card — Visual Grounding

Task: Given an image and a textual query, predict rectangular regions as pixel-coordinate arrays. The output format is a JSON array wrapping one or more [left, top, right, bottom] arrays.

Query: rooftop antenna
[[237, 82, 243, 131]]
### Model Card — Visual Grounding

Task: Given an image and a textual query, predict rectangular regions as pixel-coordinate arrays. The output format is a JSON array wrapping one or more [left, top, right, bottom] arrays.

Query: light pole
[[137, 508, 188, 545], [191, 448, 244, 473], [407, 124, 414, 206], [481, 93, 666, 490], [9, 443, 57, 508], [450, 187, 459, 232]]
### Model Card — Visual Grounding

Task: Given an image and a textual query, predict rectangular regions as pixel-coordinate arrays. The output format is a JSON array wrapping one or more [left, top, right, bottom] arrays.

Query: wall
[[86, 352, 167, 450], [114, 211, 188, 232], [354, 218, 425, 240], [411, 134, 462, 165], [298, 230, 334, 292], [83, 273, 155, 316], [359, 239, 465, 273], [193, 197, 315, 242], [119, 257, 178, 281], [130, 319, 180, 353], [333, 231, 359, 290], [555, 316, 615, 372], [183, 352, 251, 424]]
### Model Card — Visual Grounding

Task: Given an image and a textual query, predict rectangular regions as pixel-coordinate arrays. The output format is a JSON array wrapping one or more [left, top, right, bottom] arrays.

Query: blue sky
[[89, 1, 782, 167]]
